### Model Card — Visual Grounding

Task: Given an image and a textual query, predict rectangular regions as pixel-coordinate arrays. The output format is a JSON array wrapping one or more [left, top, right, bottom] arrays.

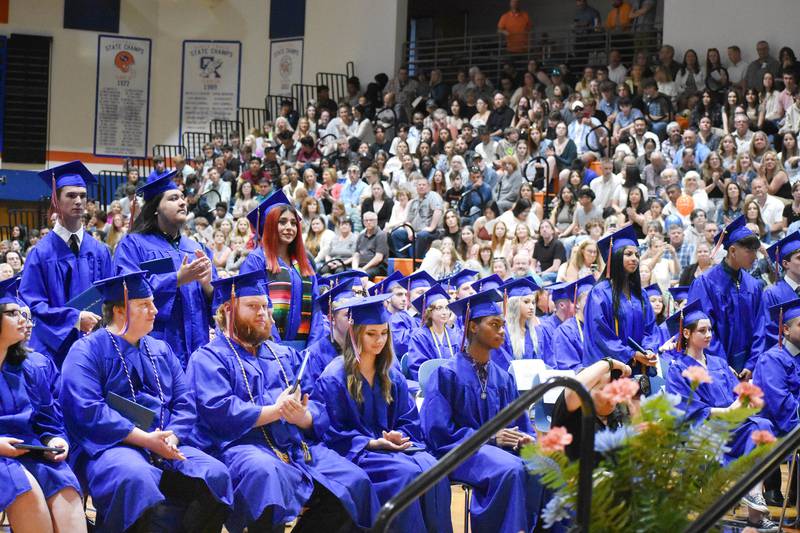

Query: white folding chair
[[508, 359, 548, 391], [532, 369, 576, 432]]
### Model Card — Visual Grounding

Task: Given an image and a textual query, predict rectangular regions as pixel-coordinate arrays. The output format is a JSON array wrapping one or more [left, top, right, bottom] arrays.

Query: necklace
[[105, 328, 165, 430]]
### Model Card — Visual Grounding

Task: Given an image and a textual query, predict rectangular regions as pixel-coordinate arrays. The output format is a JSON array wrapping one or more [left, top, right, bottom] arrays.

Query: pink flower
[[734, 382, 765, 409], [540, 426, 573, 453], [751, 430, 777, 446], [599, 378, 640, 405], [681, 366, 712, 385]]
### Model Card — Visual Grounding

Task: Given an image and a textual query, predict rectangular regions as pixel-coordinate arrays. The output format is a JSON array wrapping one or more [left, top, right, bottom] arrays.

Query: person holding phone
[[583, 225, 661, 374], [186, 270, 379, 533], [312, 294, 453, 532], [0, 277, 86, 533], [60, 270, 233, 533]]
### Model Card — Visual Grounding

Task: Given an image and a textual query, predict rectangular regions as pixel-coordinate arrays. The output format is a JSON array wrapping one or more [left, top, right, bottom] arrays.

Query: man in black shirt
[[370, 126, 392, 156], [486, 92, 515, 139]]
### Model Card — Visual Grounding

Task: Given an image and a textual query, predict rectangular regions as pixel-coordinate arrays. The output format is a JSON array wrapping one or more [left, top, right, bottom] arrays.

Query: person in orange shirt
[[605, 0, 633, 32], [497, 0, 531, 54]]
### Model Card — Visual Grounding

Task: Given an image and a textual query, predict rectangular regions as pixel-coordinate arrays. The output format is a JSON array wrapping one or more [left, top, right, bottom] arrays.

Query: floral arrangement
[[523, 369, 777, 532]]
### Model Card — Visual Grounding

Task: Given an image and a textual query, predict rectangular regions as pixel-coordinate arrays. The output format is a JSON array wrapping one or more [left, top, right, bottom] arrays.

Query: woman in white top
[[682, 171, 710, 213], [352, 104, 375, 144], [674, 49, 706, 103], [470, 97, 491, 128], [307, 216, 336, 267], [759, 71, 785, 130], [384, 189, 411, 234]]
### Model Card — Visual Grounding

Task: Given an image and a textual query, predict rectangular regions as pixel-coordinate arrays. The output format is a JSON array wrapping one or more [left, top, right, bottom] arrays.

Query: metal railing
[[316, 71, 349, 104], [95, 170, 127, 211], [405, 25, 661, 83], [291, 83, 318, 115], [238, 107, 267, 136], [182, 131, 212, 160], [683, 424, 800, 532], [265, 94, 297, 123], [209, 119, 244, 141], [152, 144, 186, 166], [371, 376, 597, 532]]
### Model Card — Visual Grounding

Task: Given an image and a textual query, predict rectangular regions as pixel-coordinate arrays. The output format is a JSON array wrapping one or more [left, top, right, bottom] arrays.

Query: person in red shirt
[[239, 156, 265, 186], [497, 0, 531, 54]]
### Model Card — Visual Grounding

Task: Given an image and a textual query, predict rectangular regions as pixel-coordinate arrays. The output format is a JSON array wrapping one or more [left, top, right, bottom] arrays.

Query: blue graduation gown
[[406, 325, 460, 380], [301, 336, 342, 389], [753, 344, 800, 436], [666, 352, 774, 464], [59, 331, 233, 533], [688, 263, 766, 373], [420, 352, 543, 533], [389, 310, 420, 357], [762, 279, 797, 349], [583, 280, 658, 369], [551, 317, 585, 372], [186, 334, 379, 530], [313, 357, 452, 533], [20, 230, 112, 366], [239, 249, 323, 348], [492, 323, 543, 371], [0, 356, 81, 511], [538, 314, 563, 367], [113, 232, 215, 368]]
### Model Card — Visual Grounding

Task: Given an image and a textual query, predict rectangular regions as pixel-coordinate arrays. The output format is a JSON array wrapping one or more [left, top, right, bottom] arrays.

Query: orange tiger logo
[[114, 51, 134, 73]]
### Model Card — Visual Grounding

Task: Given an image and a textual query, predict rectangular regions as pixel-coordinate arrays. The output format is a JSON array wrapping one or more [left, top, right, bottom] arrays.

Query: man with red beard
[[185, 270, 379, 533]]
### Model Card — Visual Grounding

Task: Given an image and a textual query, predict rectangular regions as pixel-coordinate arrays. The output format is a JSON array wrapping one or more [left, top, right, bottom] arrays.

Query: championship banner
[[180, 40, 242, 137], [268, 38, 303, 96], [94, 35, 151, 158]]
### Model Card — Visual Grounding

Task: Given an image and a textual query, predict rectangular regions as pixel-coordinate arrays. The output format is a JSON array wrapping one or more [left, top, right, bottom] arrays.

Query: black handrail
[[683, 424, 800, 533], [371, 376, 597, 532]]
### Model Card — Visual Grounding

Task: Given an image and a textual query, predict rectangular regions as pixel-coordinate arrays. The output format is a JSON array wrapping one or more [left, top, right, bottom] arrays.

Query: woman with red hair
[[240, 191, 322, 349]]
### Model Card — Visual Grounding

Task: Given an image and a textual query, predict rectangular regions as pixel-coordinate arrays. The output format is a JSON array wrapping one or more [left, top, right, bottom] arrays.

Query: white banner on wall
[[94, 35, 151, 158], [180, 40, 242, 136], [268, 38, 304, 97]]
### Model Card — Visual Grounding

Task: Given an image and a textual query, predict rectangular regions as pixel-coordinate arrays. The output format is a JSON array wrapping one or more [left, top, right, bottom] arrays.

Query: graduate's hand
[[79, 311, 101, 333], [737, 368, 752, 381], [382, 430, 407, 446], [659, 338, 676, 353], [368, 436, 411, 451], [495, 427, 521, 448], [634, 351, 658, 367], [144, 430, 186, 461], [280, 392, 311, 427], [0, 437, 28, 458], [177, 252, 212, 287], [44, 437, 68, 462]]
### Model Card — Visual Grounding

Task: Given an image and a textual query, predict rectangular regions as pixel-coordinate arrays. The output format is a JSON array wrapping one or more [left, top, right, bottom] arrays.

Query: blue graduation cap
[[769, 298, 800, 348], [668, 286, 689, 303], [500, 276, 540, 298], [335, 293, 392, 325], [444, 269, 478, 292], [665, 299, 708, 351], [574, 275, 596, 302], [38, 160, 96, 190], [767, 231, 800, 266], [0, 276, 20, 306], [137, 170, 178, 202], [317, 278, 357, 316], [411, 284, 450, 314], [449, 289, 504, 322], [210, 269, 270, 314], [319, 270, 368, 289], [246, 190, 295, 238], [545, 280, 581, 303], [367, 271, 404, 296], [644, 284, 662, 299], [404, 270, 436, 292], [93, 270, 153, 302], [713, 215, 754, 251], [471, 274, 504, 292], [597, 224, 639, 272]]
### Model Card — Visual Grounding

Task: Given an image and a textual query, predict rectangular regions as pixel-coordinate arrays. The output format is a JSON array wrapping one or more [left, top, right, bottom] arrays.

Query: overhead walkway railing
[[370, 376, 597, 532]]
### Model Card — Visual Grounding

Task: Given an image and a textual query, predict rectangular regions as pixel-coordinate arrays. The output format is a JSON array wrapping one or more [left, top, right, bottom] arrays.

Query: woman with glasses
[[405, 284, 460, 381]]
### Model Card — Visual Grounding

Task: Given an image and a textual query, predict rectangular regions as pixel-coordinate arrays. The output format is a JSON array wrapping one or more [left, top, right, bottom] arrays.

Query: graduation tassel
[[328, 295, 334, 342], [459, 302, 471, 352], [129, 192, 138, 227], [120, 281, 130, 335], [605, 237, 613, 279], [503, 289, 508, 318], [778, 306, 785, 349], [348, 317, 360, 363], [675, 309, 684, 352], [772, 246, 781, 278], [228, 281, 236, 341], [49, 172, 58, 219], [710, 228, 727, 260]]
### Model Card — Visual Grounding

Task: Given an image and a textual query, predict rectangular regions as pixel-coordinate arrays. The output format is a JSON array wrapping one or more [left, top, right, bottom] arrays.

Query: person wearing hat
[[687, 215, 766, 379], [458, 163, 493, 225], [549, 275, 596, 372], [388, 270, 435, 358], [0, 277, 87, 533], [406, 284, 461, 380], [185, 270, 379, 533], [443, 268, 478, 332], [312, 294, 453, 532], [666, 300, 776, 529], [420, 289, 543, 533], [240, 191, 323, 350], [644, 283, 672, 352], [538, 280, 579, 367], [493, 277, 544, 371], [667, 285, 689, 312], [20, 161, 113, 367], [60, 271, 233, 533], [113, 171, 215, 368], [763, 231, 800, 349], [583, 225, 660, 374]]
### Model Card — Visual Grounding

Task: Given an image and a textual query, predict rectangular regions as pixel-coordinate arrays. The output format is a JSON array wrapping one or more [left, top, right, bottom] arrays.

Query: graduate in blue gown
[[185, 270, 379, 532], [443, 269, 478, 333], [60, 271, 233, 533], [471, 274, 515, 366], [406, 284, 461, 380], [312, 294, 453, 533], [0, 278, 86, 532], [551, 276, 596, 372], [762, 232, 800, 349], [583, 225, 660, 374], [491, 277, 544, 370], [665, 300, 776, 527], [113, 171, 215, 367], [387, 270, 435, 358], [20, 161, 112, 367], [688, 215, 766, 378], [538, 281, 579, 367], [239, 191, 323, 350], [645, 284, 670, 347], [667, 285, 689, 313], [420, 289, 544, 533]]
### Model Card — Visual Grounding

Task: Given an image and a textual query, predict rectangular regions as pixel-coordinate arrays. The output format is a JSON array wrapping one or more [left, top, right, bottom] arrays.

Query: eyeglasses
[[2, 309, 25, 320]]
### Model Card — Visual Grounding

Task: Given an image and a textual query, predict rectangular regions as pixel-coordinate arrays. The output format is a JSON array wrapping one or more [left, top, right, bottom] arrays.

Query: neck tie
[[68, 234, 80, 256], [795, 286, 800, 298]]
